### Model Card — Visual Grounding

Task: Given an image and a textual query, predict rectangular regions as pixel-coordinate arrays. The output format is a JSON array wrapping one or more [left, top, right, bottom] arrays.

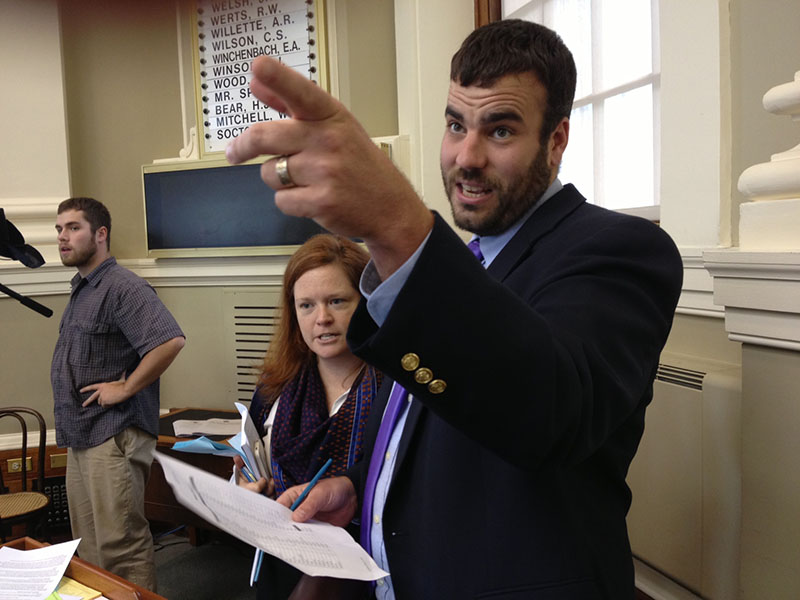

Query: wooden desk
[[2, 536, 166, 600], [145, 408, 239, 542]]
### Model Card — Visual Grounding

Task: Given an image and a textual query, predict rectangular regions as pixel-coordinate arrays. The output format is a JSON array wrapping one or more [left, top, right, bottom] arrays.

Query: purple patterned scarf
[[265, 362, 381, 495]]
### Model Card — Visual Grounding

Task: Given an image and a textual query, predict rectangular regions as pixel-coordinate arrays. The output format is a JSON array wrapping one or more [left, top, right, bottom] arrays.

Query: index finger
[[225, 56, 340, 165], [249, 55, 338, 122], [81, 391, 99, 408]]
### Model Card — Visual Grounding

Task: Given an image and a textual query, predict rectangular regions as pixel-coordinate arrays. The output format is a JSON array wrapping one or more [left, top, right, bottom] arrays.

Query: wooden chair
[[0, 407, 51, 542]]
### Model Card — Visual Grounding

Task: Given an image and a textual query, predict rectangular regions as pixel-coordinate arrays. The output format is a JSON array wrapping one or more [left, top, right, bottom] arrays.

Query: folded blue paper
[[171, 435, 242, 457]]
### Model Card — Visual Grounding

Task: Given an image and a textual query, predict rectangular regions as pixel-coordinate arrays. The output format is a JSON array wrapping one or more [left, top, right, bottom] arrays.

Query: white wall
[[0, 0, 70, 199], [659, 1, 729, 250], [393, 0, 473, 231]]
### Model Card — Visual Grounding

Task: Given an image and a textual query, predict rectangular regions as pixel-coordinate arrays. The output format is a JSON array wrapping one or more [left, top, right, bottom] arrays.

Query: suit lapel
[[365, 381, 423, 486], [364, 377, 394, 455], [487, 184, 585, 282], [392, 396, 423, 480]]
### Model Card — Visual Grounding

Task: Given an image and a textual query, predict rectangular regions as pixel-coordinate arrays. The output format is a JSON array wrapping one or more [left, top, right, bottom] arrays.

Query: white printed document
[[155, 451, 388, 581], [172, 417, 240, 437], [0, 538, 80, 600]]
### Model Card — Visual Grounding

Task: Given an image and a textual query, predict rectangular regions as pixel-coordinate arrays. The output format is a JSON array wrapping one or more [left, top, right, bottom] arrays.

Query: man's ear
[[95, 225, 108, 246], [547, 117, 570, 171]]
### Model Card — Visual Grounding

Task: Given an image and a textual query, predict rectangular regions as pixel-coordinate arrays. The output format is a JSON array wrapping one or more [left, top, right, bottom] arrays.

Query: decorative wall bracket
[[706, 69, 800, 350]]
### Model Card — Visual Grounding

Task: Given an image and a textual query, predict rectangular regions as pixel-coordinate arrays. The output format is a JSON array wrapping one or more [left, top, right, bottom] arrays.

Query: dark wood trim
[[474, 0, 502, 28]]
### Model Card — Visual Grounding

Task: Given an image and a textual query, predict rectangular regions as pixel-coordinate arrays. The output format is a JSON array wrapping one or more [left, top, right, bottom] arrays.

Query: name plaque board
[[194, 0, 327, 156]]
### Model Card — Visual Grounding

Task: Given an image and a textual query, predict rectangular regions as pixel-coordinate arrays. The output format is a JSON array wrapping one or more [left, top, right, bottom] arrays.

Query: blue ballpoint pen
[[290, 457, 333, 511], [239, 464, 257, 484], [254, 457, 334, 583]]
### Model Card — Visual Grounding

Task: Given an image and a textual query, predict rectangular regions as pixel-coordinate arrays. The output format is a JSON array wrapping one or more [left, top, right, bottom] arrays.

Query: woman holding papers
[[235, 233, 382, 599]]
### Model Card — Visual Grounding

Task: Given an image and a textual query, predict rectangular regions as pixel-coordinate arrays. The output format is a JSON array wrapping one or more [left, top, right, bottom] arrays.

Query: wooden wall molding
[[474, 0, 502, 28]]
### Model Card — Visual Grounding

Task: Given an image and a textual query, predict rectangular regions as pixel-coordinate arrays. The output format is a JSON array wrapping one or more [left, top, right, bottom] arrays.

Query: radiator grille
[[655, 363, 705, 391], [224, 290, 280, 404]]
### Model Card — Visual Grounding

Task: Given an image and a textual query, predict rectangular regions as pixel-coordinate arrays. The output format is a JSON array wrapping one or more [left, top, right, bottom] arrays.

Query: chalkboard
[[142, 160, 325, 257]]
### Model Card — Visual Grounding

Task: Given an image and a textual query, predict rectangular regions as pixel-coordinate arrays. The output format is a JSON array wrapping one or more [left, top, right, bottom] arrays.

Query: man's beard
[[442, 145, 552, 236], [60, 243, 96, 268]]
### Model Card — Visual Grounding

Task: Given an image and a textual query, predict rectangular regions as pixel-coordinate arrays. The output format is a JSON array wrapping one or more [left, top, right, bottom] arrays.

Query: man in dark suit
[[227, 19, 683, 600]]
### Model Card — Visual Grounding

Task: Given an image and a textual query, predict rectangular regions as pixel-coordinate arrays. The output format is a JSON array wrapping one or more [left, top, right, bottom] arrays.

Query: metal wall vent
[[224, 289, 281, 404], [655, 363, 706, 391]]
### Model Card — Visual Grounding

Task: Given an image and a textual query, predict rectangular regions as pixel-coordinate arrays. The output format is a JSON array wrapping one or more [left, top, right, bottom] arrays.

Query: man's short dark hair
[[58, 197, 112, 250], [450, 19, 577, 144]]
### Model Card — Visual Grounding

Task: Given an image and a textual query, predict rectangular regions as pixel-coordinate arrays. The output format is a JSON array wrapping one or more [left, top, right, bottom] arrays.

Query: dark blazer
[[346, 185, 684, 599]]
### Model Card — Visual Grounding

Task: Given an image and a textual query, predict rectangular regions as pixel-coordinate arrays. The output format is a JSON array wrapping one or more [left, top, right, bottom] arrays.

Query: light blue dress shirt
[[359, 179, 563, 598]]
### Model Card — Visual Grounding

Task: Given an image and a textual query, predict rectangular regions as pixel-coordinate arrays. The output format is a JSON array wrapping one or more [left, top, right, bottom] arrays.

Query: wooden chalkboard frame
[[192, 0, 329, 158]]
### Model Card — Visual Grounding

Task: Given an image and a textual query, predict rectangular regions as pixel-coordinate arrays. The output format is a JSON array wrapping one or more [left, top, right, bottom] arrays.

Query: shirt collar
[[471, 178, 563, 268], [71, 256, 117, 289]]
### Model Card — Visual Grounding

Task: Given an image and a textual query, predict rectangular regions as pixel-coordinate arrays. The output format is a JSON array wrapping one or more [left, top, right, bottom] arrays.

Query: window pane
[[503, 0, 542, 19], [546, 0, 592, 99], [600, 0, 652, 90], [506, 1, 545, 23], [602, 85, 654, 209], [560, 104, 594, 202]]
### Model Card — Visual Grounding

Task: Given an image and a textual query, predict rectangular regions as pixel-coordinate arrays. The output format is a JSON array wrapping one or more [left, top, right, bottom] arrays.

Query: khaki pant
[[67, 426, 157, 591]]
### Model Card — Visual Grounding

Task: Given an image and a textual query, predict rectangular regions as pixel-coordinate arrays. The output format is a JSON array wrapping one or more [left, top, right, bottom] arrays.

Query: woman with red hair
[[236, 233, 381, 598]]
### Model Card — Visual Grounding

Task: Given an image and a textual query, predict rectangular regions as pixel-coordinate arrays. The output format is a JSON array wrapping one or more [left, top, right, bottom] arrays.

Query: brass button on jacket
[[401, 353, 420, 371], [400, 353, 446, 394], [414, 368, 433, 384], [428, 379, 447, 394]]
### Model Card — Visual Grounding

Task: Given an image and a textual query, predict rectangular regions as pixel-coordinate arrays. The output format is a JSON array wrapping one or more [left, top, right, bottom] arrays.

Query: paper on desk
[[0, 538, 80, 600], [172, 417, 240, 437], [155, 450, 388, 581]]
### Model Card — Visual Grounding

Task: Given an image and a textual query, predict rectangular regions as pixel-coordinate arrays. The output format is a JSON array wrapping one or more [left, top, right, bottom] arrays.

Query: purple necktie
[[360, 382, 409, 554], [468, 238, 484, 264]]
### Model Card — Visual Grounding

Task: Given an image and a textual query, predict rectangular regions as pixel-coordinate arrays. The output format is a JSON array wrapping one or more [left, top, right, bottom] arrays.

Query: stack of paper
[[47, 576, 102, 599], [172, 417, 240, 437], [171, 403, 269, 480], [232, 402, 270, 480], [0, 539, 80, 600]]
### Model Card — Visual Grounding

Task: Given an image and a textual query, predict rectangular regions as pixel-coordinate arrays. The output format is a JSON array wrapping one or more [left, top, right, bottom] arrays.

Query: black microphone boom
[[0, 282, 53, 317], [0, 207, 53, 317], [0, 208, 45, 268]]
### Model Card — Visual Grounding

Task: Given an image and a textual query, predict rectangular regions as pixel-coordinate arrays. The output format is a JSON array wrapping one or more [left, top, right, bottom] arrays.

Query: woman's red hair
[[257, 234, 370, 403]]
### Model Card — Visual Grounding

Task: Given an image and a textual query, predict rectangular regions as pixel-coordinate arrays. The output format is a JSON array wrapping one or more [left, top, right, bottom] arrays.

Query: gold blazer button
[[414, 368, 433, 384], [428, 379, 447, 394], [401, 353, 420, 371]]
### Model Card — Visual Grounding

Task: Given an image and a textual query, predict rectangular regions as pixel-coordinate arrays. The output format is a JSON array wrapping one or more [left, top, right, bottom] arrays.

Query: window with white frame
[[503, 0, 660, 217]]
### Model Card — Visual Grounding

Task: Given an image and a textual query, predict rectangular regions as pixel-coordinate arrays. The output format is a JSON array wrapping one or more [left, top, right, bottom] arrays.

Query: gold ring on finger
[[275, 155, 294, 187]]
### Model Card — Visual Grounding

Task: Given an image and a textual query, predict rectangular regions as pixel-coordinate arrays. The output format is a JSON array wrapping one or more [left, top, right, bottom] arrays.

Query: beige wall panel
[[0, 0, 70, 198], [628, 381, 704, 592], [663, 314, 742, 367], [60, 0, 184, 259], [155, 286, 229, 412], [335, 0, 398, 137], [0, 294, 66, 433], [155, 286, 280, 411], [740, 345, 800, 599]]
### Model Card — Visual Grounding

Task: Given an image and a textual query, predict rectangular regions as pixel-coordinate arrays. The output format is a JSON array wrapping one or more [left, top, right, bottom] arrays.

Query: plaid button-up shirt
[[51, 257, 184, 448]]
